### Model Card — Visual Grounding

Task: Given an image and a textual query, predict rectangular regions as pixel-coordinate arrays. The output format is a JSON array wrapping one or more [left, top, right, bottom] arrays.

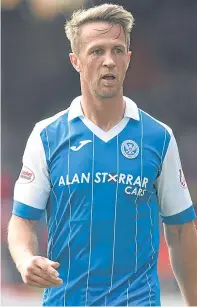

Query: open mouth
[[102, 74, 116, 80]]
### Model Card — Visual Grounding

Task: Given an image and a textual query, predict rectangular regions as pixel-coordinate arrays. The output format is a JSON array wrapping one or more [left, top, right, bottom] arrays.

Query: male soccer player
[[8, 4, 197, 306]]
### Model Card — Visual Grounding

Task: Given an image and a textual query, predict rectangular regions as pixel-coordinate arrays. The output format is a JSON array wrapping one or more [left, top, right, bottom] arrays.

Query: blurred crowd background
[[1, 0, 197, 305]]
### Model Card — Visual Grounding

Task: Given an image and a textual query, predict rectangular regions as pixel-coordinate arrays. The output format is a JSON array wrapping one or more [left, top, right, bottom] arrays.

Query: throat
[[90, 115, 124, 131], [83, 105, 125, 131], [80, 94, 126, 131]]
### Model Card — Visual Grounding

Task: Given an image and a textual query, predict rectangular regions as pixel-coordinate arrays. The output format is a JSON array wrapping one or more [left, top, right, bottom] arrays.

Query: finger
[[50, 261, 60, 269], [30, 266, 62, 284], [33, 263, 60, 279], [34, 258, 60, 278], [30, 274, 63, 287], [35, 257, 60, 272], [44, 265, 60, 278], [41, 265, 61, 283], [40, 257, 60, 268]]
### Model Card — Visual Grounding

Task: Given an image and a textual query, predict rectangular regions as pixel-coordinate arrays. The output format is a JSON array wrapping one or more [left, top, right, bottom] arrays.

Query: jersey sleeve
[[155, 131, 196, 225], [13, 124, 51, 220]]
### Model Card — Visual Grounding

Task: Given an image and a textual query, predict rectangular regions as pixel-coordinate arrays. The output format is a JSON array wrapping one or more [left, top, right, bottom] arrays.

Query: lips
[[101, 74, 116, 80]]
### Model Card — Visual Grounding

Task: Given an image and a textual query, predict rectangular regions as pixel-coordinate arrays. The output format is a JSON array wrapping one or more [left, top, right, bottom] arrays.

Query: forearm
[[8, 215, 39, 272], [165, 221, 197, 306]]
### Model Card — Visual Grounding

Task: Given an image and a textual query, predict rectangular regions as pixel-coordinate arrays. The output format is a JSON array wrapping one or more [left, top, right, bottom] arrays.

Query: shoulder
[[22, 108, 69, 152], [35, 108, 69, 134], [24, 108, 70, 148], [138, 108, 175, 160], [139, 108, 173, 138]]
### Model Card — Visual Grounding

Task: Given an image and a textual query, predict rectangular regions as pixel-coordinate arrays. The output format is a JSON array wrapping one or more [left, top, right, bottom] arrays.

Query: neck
[[81, 89, 125, 132]]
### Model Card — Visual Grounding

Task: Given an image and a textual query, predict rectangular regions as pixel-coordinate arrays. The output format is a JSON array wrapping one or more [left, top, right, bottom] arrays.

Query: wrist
[[16, 251, 35, 273]]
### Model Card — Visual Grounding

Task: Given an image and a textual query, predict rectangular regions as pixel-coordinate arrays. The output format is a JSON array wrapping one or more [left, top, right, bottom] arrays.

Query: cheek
[[86, 61, 99, 78], [118, 61, 129, 75], [81, 63, 96, 84]]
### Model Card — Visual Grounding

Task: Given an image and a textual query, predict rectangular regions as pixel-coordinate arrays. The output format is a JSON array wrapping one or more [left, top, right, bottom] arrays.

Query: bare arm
[[164, 221, 197, 306], [8, 215, 38, 270], [8, 215, 63, 288]]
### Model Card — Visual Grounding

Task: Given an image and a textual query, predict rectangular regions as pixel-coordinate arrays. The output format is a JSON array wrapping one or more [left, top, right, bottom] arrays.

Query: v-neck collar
[[80, 116, 130, 143], [68, 96, 140, 142]]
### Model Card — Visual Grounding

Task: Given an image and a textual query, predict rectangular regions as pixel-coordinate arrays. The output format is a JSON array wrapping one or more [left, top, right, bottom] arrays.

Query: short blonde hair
[[64, 3, 135, 53]]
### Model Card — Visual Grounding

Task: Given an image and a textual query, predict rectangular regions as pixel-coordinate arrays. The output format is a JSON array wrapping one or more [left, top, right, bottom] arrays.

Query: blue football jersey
[[13, 96, 196, 306]]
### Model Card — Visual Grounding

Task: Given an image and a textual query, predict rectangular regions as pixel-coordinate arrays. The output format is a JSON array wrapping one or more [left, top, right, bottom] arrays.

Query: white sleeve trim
[[14, 124, 50, 210], [156, 132, 192, 217]]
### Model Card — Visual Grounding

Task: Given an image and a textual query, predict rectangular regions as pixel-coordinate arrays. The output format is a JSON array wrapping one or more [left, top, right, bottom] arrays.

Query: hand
[[18, 256, 63, 288]]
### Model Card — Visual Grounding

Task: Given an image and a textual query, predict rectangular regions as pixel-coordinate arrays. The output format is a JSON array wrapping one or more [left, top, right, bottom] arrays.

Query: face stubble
[[91, 74, 123, 100], [78, 22, 129, 101]]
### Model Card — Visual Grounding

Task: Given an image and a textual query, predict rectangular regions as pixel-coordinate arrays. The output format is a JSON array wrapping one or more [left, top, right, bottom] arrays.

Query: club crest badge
[[121, 140, 139, 159]]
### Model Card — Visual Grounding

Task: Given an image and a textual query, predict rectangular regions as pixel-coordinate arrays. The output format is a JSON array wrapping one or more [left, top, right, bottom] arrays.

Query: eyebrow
[[88, 44, 126, 51]]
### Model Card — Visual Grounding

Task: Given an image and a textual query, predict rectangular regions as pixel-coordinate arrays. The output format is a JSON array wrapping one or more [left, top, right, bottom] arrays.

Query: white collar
[[68, 95, 140, 122]]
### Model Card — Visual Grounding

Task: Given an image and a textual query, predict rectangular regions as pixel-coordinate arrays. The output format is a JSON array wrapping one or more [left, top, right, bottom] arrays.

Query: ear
[[69, 53, 81, 73], [126, 50, 132, 69]]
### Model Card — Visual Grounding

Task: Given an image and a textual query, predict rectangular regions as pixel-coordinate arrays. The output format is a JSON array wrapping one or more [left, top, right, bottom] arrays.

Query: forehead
[[80, 21, 126, 48]]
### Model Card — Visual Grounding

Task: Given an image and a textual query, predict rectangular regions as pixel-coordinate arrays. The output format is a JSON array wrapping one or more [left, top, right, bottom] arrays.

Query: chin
[[95, 89, 120, 99], [99, 93, 117, 99]]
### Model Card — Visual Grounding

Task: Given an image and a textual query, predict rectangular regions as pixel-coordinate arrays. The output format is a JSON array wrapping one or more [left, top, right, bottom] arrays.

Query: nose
[[102, 52, 116, 68]]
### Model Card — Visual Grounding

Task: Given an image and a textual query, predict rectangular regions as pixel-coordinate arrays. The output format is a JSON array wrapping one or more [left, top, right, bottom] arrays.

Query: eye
[[92, 49, 104, 55], [114, 47, 124, 54]]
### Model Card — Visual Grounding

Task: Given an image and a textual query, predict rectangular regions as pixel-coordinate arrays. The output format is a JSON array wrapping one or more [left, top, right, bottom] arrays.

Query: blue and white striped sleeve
[[13, 124, 50, 220], [156, 131, 196, 225]]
